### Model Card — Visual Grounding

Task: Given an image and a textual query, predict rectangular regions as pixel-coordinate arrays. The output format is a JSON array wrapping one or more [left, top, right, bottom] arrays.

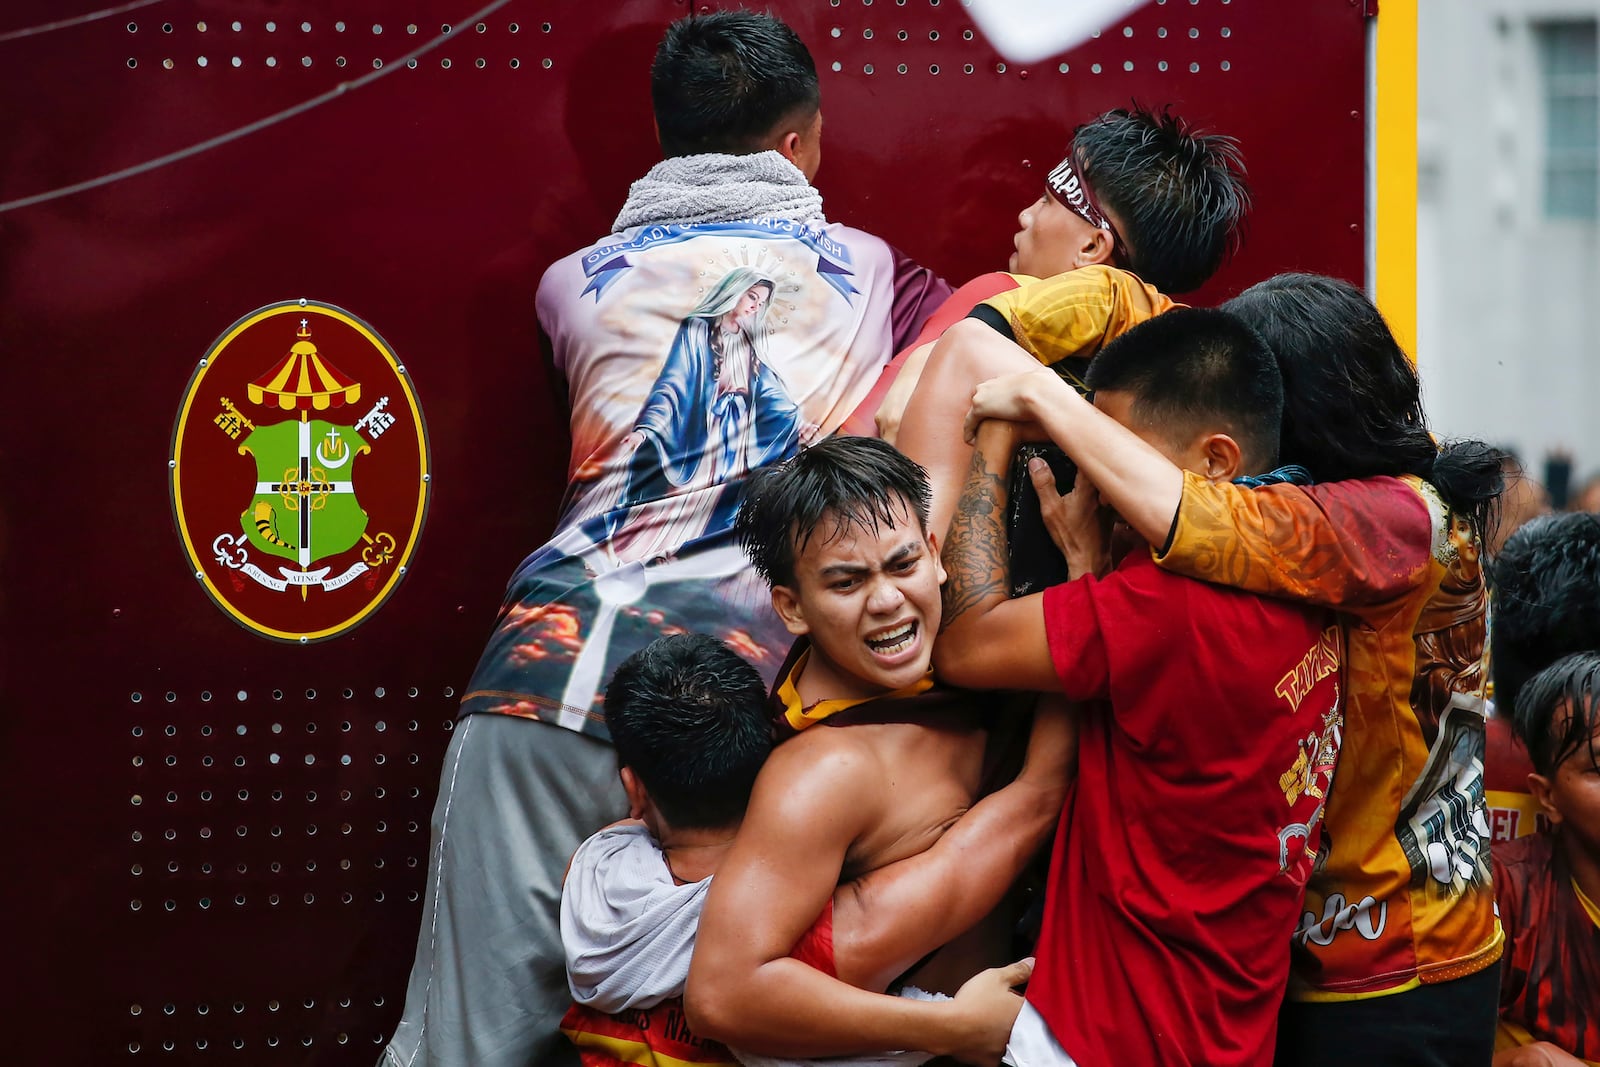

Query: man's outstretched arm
[[683, 740, 1021, 1062], [933, 419, 1062, 693]]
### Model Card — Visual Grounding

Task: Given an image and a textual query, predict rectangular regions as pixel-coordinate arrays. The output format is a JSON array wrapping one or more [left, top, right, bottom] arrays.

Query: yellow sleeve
[[977, 265, 1178, 366]]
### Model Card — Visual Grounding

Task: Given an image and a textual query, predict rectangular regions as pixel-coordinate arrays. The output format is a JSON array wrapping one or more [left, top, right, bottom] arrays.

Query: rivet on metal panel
[[131, 900, 142, 912], [301, 55, 311, 67], [127, 21, 138, 32], [301, 21, 311, 32], [1158, 27, 1168, 38], [897, 64, 907, 74], [231, 56, 241, 67], [162, 58, 174, 69], [542, 22, 553, 32], [443, 24, 453, 34], [1091, 63, 1102, 74], [132, 830, 143, 842], [510, 23, 520, 33], [1058, 63, 1068, 73], [132, 755, 143, 766], [336, 21, 345, 32], [1189, 27, 1200, 38], [163, 899, 175, 911], [307, 789, 318, 802], [444, 686, 455, 698], [398, 566, 408, 575], [864, 28, 873, 39], [929, 64, 939, 74], [1189, 62, 1200, 72], [132, 696, 143, 708], [1159, 61, 1169, 71], [337, 57, 348, 68], [542, 58, 553, 69], [131, 794, 143, 806], [996, 62, 1007, 73], [1221, 60, 1231, 71], [1222, 27, 1232, 37], [1124, 61, 1134, 71], [343, 687, 354, 699], [266, 56, 277, 67], [510, 59, 520, 69], [897, 29, 908, 40], [162, 22, 172, 32]]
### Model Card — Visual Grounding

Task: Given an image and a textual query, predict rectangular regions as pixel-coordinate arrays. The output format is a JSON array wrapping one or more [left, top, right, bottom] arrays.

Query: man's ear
[[1079, 226, 1117, 269], [1198, 433, 1244, 483], [927, 530, 948, 585], [1527, 772, 1563, 827], [775, 129, 803, 167], [619, 766, 652, 822], [770, 585, 811, 637]]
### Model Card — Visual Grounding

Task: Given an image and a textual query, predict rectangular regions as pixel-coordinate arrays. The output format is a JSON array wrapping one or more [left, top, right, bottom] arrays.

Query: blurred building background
[[1418, 0, 1600, 499]]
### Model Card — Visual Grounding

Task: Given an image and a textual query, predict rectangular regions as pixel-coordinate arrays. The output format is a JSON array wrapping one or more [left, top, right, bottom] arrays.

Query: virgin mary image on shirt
[[603, 265, 813, 565]]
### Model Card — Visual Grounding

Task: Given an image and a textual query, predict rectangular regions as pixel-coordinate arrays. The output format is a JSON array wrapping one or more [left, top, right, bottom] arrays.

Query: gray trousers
[[381, 714, 628, 1067]]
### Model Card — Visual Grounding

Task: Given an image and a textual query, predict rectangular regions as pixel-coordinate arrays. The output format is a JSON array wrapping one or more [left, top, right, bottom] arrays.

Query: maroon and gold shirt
[[1492, 832, 1600, 1063]]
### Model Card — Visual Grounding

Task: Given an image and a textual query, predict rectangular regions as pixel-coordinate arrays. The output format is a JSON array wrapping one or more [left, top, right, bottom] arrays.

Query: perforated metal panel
[[0, 2, 1367, 1062]]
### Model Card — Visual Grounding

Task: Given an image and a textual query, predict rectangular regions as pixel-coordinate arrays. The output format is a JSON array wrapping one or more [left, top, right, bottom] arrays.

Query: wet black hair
[[1223, 273, 1504, 539], [604, 633, 773, 829], [1085, 306, 1282, 473], [651, 11, 820, 158], [1512, 651, 1600, 778], [1072, 104, 1250, 294], [1490, 512, 1600, 719], [735, 436, 931, 589]]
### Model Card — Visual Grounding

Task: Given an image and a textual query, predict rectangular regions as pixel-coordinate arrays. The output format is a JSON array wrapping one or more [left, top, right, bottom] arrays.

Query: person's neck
[[657, 822, 740, 884], [794, 650, 889, 708], [1561, 829, 1600, 909]]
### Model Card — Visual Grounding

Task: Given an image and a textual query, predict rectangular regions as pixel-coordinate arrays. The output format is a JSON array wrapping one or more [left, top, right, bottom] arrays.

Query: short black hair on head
[[735, 436, 931, 589], [1072, 104, 1250, 294], [1511, 651, 1600, 778], [1084, 306, 1282, 473], [1223, 273, 1504, 539], [651, 11, 820, 158], [604, 633, 773, 830], [1490, 512, 1600, 719]]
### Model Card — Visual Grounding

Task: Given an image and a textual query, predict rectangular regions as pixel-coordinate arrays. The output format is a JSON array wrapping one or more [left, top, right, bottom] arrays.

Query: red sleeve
[[1491, 842, 1524, 1009], [1040, 557, 1185, 703], [888, 245, 956, 352]]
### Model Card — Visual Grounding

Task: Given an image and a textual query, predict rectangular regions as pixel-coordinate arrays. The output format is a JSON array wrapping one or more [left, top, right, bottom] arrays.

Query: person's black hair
[[1490, 512, 1600, 719], [1084, 306, 1282, 473], [604, 633, 773, 830], [1223, 273, 1504, 539], [1512, 651, 1600, 778], [736, 436, 931, 589], [651, 12, 820, 158], [1072, 104, 1250, 294]]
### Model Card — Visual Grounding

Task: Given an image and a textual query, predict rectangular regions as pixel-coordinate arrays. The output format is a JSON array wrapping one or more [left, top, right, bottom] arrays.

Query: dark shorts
[[1274, 963, 1500, 1067]]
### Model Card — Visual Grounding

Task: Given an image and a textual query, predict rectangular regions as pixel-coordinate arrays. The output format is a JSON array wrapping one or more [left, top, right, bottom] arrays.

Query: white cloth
[[612, 151, 826, 232], [559, 822, 942, 1067], [1002, 1002, 1080, 1067], [562, 823, 706, 1011]]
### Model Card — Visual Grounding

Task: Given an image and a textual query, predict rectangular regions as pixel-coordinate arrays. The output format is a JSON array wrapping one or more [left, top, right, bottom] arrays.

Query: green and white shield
[[239, 419, 369, 565]]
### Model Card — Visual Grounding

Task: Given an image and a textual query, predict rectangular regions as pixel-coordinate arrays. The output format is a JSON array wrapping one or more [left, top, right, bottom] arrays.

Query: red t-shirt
[[1493, 831, 1600, 1059], [1033, 551, 1344, 1067]]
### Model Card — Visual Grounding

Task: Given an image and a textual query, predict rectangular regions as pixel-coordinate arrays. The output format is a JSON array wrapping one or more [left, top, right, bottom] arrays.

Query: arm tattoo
[[941, 443, 1011, 632]]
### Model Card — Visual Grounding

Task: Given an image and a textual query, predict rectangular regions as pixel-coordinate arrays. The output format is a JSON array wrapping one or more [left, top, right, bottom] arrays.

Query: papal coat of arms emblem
[[170, 301, 430, 642]]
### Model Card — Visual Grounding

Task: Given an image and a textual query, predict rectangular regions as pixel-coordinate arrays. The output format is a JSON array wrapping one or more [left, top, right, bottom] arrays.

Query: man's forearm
[[941, 420, 1019, 635], [1028, 386, 1184, 548], [685, 957, 975, 1058]]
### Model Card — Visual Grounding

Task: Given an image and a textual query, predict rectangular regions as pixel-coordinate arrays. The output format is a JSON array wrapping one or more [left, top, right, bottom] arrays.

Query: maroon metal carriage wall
[[0, 2, 1367, 1062]]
